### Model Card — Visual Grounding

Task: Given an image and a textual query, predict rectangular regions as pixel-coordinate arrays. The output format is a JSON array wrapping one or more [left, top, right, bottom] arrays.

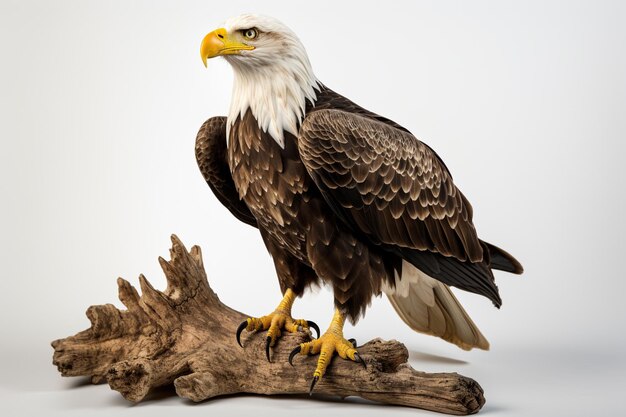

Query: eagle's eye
[[242, 28, 258, 40]]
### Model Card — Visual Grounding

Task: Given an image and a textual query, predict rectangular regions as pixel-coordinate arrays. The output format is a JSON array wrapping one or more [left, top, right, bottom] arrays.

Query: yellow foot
[[288, 309, 366, 394], [235, 289, 320, 362], [236, 312, 319, 360]]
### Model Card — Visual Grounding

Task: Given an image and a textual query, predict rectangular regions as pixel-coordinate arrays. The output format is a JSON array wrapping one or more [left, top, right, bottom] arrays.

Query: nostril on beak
[[217, 34, 224, 39]]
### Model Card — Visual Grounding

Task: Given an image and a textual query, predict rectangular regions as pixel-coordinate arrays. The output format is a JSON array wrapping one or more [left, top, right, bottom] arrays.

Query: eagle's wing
[[195, 117, 258, 227], [298, 109, 501, 306]]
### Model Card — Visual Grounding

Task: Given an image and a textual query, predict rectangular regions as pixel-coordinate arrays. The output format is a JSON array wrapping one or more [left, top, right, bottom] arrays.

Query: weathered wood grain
[[51, 235, 484, 414]]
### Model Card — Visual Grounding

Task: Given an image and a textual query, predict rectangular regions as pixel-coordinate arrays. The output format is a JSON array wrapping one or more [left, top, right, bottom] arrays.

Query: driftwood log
[[51, 235, 485, 415]]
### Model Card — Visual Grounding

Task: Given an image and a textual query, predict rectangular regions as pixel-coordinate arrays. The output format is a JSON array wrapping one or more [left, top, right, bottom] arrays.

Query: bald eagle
[[197, 14, 523, 391]]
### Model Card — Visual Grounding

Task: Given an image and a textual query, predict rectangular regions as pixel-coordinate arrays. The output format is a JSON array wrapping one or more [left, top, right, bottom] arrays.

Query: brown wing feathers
[[195, 117, 258, 227], [298, 109, 504, 307]]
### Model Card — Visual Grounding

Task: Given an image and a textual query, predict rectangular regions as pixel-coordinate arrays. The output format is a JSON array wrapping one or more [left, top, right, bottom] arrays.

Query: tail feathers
[[483, 241, 524, 274], [383, 261, 490, 351]]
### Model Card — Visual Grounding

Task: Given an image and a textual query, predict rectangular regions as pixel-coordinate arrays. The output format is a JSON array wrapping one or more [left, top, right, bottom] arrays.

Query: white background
[[1, 0, 625, 416]]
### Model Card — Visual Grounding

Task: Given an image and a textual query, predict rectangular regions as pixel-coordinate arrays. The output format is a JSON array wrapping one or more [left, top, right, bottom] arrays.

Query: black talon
[[265, 336, 272, 362], [309, 375, 319, 395], [354, 352, 367, 369], [307, 320, 320, 339], [348, 338, 357, 348], [288, 345, 301, 366], [236, 320, 248, 348]]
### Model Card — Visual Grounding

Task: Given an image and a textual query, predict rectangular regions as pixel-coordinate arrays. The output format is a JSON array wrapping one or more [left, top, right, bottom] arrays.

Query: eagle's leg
[[288, 308, 365, 393], [235, 288, 320, 362]]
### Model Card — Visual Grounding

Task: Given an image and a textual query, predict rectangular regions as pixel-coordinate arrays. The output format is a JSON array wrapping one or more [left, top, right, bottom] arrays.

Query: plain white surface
[[1, 0, 625, 416]]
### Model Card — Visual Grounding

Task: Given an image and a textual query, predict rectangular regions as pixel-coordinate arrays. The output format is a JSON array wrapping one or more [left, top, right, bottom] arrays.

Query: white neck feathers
[[227, 61, 319, 148]]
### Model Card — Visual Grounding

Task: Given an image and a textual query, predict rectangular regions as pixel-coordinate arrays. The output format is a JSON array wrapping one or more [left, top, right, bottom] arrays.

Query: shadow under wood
[[182, 391, 383, 408], [66, 376, 97, 388], [409, 350, 469, 366], [134, 385, 179, 404]]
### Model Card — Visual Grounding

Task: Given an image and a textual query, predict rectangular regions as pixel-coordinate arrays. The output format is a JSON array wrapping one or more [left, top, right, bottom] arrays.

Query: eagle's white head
[[201, 14, 320, 148]]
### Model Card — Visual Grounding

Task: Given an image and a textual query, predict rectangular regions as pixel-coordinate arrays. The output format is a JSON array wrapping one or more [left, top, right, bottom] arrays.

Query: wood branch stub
[[51, 234, 485, 415]]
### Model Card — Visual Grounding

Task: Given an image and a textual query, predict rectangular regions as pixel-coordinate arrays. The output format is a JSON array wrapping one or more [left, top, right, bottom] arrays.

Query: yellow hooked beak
[[200, 28, 255, 67]]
